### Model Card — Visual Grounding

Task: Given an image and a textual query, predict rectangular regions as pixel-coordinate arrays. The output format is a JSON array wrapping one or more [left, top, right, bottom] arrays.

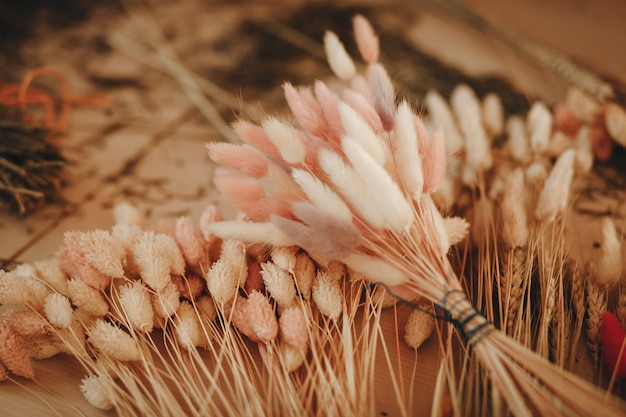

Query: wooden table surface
[[1, 1, 625, 415]]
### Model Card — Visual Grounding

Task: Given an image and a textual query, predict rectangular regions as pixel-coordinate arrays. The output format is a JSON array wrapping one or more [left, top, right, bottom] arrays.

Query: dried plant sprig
[[312, 270, 342, 321], [4, 310, 49, 338], [80, 374, 115, 410], [0, 265, 50, 309], [58, 231, 113, 290], [232, 291, 278, 343], [87, 319, 142, 362], [534, 149, 576, 224], [595, 217, 622, 286], [0, 321, 35, 379], [260, 261, 297, 308], [279, 306, 308, 353], [67, 277, 109, 317], [450, 84, 492, 184], [118, 281, 155, 333], [44, 293, 74, 329], [404, 305, 435, 349], [585, 278, 607, 366], [79, 229, 126, 279]]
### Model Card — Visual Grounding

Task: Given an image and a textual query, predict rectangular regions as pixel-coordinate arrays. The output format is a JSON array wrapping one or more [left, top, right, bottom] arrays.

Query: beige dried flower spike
[[80, 374, 115, 410], [174, 302, 207, 349], [232, 291, 278, 343], [293, 251, 315, 299], [132, 231, 185, 292], [0, 321, 35, 379], [79, 229, 126, 279], [404, 305, 435, 349], [33, 258, 68, 294], [4, 310, 49, 338], [312, 271, 342, 321], [88, 319, 142, 361], [260, 261, 297, 308], [67, 277, 109, 317], [0, 266, 50, 310], [451, 84, 492, 184], [279, 306, 308, 352], [535, 149, 576, 223], [482, 93, 504, 137], [44, 293, 74, 329], [118, 281, 155, 333], [595, 217, 622, 286], [152, 281, 181, 319], [113, 201, 144, 228], [175, 216, 207, 271], [605, 102, 626, 147]]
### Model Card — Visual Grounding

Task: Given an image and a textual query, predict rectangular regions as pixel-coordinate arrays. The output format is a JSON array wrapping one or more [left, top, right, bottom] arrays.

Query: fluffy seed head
[[232, 291, 278, 343], [119, 282, 154, 333], [605, 103, 626, 147], [279, 344, 306, 373], [324, 31, 356, 81], [404, 307, 435, 349], [206, 259, 240, 304], [174, 302, 207, 349], [393, 100, 424, 196], [33, 259, 68, 294], [44, 293, 74, 329], [506, 116, 530, 164], [175, 216, 207, 268], [0, 321, 35, 378], [262, 117, 307, 165], [527, 102, 552, 154], [293, 252, 316, 299], [0, 267, 49, 310], [500, 169, 528, 249], [482, 93, 504, 137], [535, 149, 576, 223], [595, 217, 622, 286], [152, 282, 181, 319], [113, 202, 144, 228], [4, 310, 49, 338], [338, 101, 386, 166], [451, 84, 492, 184], [260, 261, 297, 307], [79, 229, 125, 279], [342, 135, 414, 232], [312, 271, 342, 320], [353, 14, 379, 63], [270, 246, 298, 273], [67, 277, 109, 317], [80, 374, 115, 410], [279, 306, 308, 352], [425, 90, 464, 155], [88, 319, 142, 361]]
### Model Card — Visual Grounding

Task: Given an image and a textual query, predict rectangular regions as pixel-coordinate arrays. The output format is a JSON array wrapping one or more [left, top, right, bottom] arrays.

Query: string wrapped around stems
[[205, 15, 626, 417]]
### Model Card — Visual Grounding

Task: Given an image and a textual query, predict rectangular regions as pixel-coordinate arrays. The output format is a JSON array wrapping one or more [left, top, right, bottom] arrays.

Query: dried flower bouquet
[[2, 13, 626, 417]]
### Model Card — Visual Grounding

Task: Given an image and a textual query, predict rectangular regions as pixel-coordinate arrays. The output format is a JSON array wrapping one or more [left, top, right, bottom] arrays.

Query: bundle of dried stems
[[2, 12, 626, 417]]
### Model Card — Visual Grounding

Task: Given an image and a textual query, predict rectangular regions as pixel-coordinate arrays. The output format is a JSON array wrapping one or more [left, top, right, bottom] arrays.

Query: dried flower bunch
[[202, 15, 626, 416], [0, 67, 111, 215], [2, 13, 626, 417], [1, 200, 417, 416]]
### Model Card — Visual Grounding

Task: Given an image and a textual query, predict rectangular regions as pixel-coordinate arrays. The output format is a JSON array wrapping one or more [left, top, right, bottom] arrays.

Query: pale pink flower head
[[353, 14, 379, 63], [232, 291, 278, 343]]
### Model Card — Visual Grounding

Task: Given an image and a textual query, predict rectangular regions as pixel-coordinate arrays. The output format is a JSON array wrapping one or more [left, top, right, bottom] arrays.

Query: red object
[[0, 67, 111, 132], [553, 103, 581, 137], [590, 124, 614, 162], [600, 311, 626, 378]]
